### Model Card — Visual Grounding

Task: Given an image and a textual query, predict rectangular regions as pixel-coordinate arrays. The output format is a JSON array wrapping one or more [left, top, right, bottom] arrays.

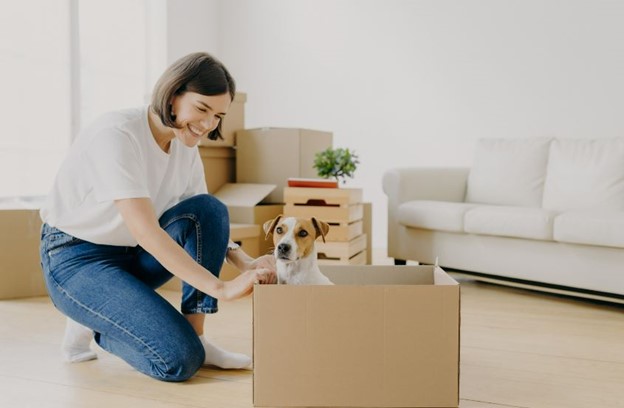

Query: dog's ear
[[311, 217, 330, 243], [263, 215, 283, 240]]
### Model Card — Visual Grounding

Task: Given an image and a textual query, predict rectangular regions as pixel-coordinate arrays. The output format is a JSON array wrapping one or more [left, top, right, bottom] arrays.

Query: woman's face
[[170, 91, 231, 147]]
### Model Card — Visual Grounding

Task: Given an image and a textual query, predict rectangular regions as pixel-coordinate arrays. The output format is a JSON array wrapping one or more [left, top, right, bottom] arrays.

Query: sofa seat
[[397, 201, 476, 233], [464, 205, 557, 241], [554, 211, 624, 249]]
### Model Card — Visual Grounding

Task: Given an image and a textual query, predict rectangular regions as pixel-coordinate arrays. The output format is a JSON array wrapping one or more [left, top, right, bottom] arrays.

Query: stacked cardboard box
[[0, 209, 46, 299], [283, 187, 368, 265], [236, 128, 333, 204]]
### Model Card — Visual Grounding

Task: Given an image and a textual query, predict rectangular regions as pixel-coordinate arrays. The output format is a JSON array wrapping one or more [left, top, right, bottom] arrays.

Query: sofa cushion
[[554, 211, 624, 249], [465, 138, 552, 207], [397, 200, 476, 233], [542, 138, 624, 211], [464, 205, 557, 241]]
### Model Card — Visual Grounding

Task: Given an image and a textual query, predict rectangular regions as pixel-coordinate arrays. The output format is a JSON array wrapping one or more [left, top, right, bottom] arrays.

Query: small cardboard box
[[213, 183, 283, 255], [0, 209, 46, 299], [253, 265, 460, 408], [236, 128, 333, 203], [199, 92, 246, 147]]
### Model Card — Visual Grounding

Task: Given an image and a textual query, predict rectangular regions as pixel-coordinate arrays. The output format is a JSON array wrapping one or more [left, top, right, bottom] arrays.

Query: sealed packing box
[[199, 92, 246, 147], [0, 209, 46, 299], [253, 264, 460, 408], [236, 128, 333, 203], [212, 183, 283, 256]]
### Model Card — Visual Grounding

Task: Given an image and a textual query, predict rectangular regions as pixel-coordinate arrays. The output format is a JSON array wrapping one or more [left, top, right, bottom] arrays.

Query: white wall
[[175, 0, 624, 248], [166, 0, 220, 63]]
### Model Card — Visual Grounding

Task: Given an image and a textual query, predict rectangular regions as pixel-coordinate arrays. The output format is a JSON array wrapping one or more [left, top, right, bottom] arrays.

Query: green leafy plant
[[313, 147, 360, 184]]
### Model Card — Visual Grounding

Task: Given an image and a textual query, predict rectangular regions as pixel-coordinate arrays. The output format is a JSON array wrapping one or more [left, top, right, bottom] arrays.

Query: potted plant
[[313, 147, 359, 185]]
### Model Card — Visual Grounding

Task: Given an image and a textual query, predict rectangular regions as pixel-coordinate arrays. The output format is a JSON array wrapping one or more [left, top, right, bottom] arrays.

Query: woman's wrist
[[227, 245, 254, 271]]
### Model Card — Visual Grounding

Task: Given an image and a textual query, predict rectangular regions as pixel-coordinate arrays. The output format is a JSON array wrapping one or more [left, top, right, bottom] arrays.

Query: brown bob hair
[[151, 52, 236, 141]]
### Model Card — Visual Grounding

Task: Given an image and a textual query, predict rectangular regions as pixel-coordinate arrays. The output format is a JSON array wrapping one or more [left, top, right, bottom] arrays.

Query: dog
[[263, 215, 334, 285]]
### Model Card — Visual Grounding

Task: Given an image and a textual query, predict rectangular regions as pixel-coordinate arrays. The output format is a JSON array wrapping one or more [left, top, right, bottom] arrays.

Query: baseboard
[[446, 269, 624, 306]]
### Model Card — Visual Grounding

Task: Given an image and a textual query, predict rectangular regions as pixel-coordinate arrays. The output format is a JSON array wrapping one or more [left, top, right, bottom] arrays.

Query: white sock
[[199, 335, 251, 369], [61, 317, 97, 363]]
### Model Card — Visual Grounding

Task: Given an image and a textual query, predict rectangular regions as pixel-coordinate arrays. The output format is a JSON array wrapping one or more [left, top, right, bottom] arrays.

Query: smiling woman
[[38, 52, 278, 382]]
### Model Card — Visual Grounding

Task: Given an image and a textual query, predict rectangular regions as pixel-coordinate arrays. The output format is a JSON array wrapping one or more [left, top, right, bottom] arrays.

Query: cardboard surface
[[0, 209, 46, 299], [236, 128, 333, 203], [199, 146, 235, 193], [253, 265, 460, 407], [213, 183, 282, 255]]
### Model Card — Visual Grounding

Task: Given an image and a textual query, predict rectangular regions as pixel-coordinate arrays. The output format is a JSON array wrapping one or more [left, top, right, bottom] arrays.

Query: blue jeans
[[39, 194, 230, 382]]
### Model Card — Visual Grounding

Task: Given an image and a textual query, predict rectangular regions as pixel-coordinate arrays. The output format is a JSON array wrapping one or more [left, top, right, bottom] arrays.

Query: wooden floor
[[1, 253, 623, 408]]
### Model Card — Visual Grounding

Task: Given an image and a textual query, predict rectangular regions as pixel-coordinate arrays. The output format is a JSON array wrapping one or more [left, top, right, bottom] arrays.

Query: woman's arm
[[114, 197, 270, 300]]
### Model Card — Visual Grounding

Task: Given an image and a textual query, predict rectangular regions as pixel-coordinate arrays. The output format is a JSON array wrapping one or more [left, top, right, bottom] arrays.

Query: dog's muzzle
[[276, 243, 292, 260]]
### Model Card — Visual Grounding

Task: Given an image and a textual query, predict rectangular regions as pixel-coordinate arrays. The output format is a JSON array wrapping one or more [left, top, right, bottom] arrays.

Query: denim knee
[[192, 194, 229, 226], [152, 337, 205, 382]]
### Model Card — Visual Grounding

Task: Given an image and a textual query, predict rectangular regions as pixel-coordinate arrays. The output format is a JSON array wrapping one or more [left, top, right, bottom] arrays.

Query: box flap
[[213, 183, 276, 207]]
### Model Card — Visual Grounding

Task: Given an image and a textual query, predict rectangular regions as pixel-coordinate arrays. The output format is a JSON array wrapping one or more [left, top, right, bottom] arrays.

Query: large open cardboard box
[[253, 264, 460, 408]]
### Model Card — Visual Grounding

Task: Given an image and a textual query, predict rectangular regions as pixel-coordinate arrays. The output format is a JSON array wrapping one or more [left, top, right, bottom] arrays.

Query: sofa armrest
[[382, 167, 470, 260], [382, 167, 470, 204]]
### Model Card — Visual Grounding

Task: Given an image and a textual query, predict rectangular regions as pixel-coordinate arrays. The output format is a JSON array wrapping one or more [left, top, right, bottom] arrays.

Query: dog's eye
[[275, 227, 283, 234], [298, 230, 309, 237]]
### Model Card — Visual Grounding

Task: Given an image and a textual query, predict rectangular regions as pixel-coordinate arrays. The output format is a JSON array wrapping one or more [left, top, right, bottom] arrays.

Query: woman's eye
[[196, 106, 206, 112], [298, 230, 308, 237], [276, 227, 283, 234]]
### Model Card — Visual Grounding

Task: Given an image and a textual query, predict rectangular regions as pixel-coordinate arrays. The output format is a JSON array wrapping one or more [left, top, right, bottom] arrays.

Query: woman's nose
[[202, 116, 217, 130]]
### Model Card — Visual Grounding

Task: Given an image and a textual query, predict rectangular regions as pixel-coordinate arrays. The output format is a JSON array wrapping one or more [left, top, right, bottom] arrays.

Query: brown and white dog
[[262, 215, 334, 285]]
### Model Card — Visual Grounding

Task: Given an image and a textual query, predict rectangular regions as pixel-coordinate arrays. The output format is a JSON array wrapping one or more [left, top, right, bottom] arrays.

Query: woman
[[39, 52, 276, 382]]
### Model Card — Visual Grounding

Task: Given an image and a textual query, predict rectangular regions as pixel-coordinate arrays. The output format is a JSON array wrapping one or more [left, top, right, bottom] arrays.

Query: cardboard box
[[0, 209, 46, 299], [199, 92, 246, 147], [253, 265, 460, 408], [236, 128, 333, 203], [213, 183, 283, 256], [199, 146, 235, 193]]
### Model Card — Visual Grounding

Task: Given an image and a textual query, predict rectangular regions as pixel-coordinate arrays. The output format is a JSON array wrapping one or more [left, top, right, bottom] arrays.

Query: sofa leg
[[393, 259, 407, 265]]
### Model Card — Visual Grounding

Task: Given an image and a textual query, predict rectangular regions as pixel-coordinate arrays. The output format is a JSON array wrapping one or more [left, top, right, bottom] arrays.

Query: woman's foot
[[199, 335, 251, 369], [61, 317, 97, 363]]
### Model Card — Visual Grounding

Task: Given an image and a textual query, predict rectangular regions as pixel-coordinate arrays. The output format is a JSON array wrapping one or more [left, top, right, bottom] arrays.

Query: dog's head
[[263, 215, 330, 263]]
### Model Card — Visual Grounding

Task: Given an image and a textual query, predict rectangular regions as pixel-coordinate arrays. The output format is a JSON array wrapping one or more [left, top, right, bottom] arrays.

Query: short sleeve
[[83, 129, 150, 202], [183, 150, 208, 198]]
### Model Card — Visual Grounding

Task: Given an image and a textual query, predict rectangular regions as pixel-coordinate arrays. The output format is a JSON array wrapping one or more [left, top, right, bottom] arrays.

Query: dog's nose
[[277, 243, 291, 255]]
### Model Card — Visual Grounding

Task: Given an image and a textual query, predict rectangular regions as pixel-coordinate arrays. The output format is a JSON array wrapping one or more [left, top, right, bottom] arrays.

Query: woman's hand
[[221, 268, 275, 300], [245, 254, 277, 281]]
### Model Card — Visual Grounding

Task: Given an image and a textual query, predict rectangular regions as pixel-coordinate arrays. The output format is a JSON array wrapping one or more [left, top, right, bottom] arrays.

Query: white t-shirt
[[40, 106, 208, 246]]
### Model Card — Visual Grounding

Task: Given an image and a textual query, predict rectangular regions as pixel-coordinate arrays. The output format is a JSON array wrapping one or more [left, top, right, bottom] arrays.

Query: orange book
[[287, 178, 338, 188]]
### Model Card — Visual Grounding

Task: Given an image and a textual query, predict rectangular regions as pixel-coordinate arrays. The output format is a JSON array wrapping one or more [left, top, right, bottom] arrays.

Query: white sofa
[[383, 137, 624, 300]]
